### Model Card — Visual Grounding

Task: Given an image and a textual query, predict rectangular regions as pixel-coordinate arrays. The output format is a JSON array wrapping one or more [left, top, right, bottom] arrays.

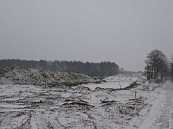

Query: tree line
[[144, 49, 173, 82], [0, 59, 119, 78]]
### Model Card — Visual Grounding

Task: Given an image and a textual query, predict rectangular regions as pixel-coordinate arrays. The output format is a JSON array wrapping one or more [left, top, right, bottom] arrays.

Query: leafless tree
[[145, 50, 169, 81]]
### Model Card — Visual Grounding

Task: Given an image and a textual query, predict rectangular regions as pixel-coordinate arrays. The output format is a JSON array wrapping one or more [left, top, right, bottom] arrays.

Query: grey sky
[[0, 0, 173, 71]]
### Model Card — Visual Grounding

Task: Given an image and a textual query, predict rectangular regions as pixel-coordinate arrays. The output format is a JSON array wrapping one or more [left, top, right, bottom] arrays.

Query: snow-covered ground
[[0, 84, 136, 129], [132, 81, 173, 129], [0, 72, 168, 129], [81, 73, 145, 90], [0, 71, 172, 129]]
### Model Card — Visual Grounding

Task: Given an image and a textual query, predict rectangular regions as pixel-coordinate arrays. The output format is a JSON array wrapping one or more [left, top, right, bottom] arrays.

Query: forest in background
[[0, 59, 119, 78]]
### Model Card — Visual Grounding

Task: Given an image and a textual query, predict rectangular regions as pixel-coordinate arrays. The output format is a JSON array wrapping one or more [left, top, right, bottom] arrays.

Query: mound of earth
[[0, 67, 97, 86]]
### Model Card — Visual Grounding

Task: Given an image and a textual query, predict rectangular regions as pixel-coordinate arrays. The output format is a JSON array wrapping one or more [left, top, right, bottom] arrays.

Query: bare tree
[[145, 50, 169, 81], [171, 58, 173, 80]]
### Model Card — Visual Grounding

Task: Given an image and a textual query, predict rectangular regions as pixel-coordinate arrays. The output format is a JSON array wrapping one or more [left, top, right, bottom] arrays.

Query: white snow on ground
[[81, 73, 145, 90], [133, 81, 173, 129], [122, 81, 173, 129], [80, 82, 128, 90], [0, 73, 170, 129], [0, 84, 141, 129]]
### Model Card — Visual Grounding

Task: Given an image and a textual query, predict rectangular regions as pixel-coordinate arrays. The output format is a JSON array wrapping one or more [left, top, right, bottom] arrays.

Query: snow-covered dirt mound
[[0, 68, 96, 86]]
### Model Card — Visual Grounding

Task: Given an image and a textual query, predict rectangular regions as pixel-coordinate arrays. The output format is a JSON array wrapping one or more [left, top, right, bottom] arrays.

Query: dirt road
[[138, 81, 173, 129]]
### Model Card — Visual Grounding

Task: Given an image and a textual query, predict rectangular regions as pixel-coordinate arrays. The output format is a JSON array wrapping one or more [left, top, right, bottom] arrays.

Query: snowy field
[[81, 73, 145, 90], [0, 73, 167, 129]]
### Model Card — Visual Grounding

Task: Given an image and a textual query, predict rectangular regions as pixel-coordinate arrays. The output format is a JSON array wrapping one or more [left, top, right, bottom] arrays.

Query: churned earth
[[0, 72, 168, 129]]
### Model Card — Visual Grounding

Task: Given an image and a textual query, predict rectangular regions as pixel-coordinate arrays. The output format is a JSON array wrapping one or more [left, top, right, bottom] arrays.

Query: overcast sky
[[0, 0, 173, 71]]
